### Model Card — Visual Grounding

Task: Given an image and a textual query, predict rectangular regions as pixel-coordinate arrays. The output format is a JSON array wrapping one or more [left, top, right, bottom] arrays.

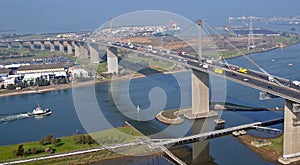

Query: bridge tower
[[186, 19, 217, 119], [279, 100, 300, 163], [247, 16, 255, 50]]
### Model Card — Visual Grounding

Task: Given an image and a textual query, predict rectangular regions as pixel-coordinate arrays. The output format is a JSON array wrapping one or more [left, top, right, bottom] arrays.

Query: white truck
[[268, 76, 275, 82], [147, 45, 153, 52], [292, 81, 300, 86]]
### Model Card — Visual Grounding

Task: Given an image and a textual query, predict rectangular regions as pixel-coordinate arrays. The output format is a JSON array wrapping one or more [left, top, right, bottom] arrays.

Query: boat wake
[[0, 113, 31, 124]]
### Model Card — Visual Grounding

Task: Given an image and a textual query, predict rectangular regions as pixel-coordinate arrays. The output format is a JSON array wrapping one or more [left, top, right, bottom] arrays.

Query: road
[[107, 41, 300, 103]]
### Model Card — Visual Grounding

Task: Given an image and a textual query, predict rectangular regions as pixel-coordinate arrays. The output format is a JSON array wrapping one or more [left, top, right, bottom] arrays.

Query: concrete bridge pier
[[79, 43, 89, 59], [67, 41, 73, 55], [49, 41, 55, 52], [18, 42, 24, 49], [29, 41, 35, 50], [107, 46, 118, 74], [279, 100, 300, 164], [185, 70, 217, 119], [7, 42, 12, 49], [58, 41, 65, 53], [40, 41, 45, 50], [74, 42, 80, 57], [88, 43, 99, 63]]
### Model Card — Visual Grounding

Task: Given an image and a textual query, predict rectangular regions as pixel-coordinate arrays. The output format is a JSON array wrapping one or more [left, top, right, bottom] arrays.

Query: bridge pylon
[[279, 99, 300, 164], [185, 18, 217, 119]]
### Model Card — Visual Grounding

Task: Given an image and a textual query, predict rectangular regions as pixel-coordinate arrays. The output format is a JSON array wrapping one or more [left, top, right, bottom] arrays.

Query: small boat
[[27, 103, 52, 116]]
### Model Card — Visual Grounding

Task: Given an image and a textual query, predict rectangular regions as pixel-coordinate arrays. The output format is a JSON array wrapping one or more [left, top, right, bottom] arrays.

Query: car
[[243, 78, 249, 82], [267, 86, 273, 89], [230, 66, 237, 70]]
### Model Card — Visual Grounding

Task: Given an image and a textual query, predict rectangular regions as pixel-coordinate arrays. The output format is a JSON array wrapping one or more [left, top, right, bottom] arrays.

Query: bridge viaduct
[[1, 20, 300, 163]]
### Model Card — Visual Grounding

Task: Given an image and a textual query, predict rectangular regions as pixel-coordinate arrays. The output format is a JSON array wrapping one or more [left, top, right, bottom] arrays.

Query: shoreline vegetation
[[237, 134, 283, 163], [0, 125, 160, 165]]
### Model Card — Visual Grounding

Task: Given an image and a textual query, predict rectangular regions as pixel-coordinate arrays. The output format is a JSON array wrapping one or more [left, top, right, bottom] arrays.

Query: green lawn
[[264, 135, 283, 154], [0, 126, 145, 163]]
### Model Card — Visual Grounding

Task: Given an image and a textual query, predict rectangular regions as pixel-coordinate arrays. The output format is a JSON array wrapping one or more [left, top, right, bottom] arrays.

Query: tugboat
[[27, 103, 52, 116]]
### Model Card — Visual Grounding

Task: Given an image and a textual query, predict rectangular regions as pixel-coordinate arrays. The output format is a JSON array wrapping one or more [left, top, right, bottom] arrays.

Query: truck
[[268, 76, 275, 82], [206, 59, 213, 64], [214, 69, 223, 74], [293, 81, 300, 86], [237, 68, 248, 74], [147, 45, 153, 52]]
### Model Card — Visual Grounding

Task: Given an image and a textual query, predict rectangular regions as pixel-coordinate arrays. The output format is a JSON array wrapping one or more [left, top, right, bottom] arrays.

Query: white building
[[71, 69, 89, 78], [3, 77, 15, 88]]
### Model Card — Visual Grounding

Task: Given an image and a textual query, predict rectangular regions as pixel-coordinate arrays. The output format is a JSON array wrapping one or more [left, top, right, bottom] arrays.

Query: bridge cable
[[201, 22, 231, 69], [162, 22, 196, 50], [202, 21, 283, 86]]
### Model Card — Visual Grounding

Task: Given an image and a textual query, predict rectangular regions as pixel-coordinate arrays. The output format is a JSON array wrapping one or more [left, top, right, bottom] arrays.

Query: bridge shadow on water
[[164, 119, 217, 165]]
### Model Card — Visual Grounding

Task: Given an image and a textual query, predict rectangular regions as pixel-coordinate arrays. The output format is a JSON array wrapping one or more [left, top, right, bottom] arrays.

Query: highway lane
[[109, 41, 300, 103]]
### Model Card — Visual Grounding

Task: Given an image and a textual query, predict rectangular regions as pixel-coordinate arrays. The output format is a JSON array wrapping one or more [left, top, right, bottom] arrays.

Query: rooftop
[[18, 64, 65, 71]]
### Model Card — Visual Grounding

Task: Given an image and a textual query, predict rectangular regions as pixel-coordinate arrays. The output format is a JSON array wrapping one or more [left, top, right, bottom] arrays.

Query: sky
[[0, 0, 299, 33]]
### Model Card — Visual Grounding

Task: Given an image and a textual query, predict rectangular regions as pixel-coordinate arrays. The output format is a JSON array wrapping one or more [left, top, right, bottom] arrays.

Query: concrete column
[[49, 41, 55, 52], [282, 99, 300, 160], [107, 46, 118, 74], [18, 42, 24, 49], [88, 43, 99, 63], [192, 69, 209, 114], [80, 44, 89, 59], [40, 41, 45, 50], [67, 41, 73, 55], [74, 42, 80, 57], [7, 42, 12, 49], [29, 41, 35, 50], [186, 69, 217, 119], [58, 41, 65, 53]]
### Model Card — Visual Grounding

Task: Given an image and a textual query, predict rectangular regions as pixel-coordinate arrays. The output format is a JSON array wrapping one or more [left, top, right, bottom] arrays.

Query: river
[[1, 43, 300, 164]]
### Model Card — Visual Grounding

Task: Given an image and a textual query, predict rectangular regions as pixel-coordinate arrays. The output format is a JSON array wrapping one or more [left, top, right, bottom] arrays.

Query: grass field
[[265, 135, 283, 154], [0, 125, 146, 163]]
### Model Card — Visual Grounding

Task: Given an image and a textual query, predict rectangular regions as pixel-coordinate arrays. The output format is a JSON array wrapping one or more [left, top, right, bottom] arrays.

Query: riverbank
[[0, 125, 159, 165], [0, 67, 185, 98], [237, 134, 283, 163]]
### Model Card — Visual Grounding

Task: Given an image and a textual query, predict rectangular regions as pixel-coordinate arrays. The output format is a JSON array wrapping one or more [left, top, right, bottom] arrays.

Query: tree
[[40, 134, 53, 145], [15, 144, 24, 156], [73, 134, 86, 144], [6, 84, 15, 90], [50, 137, 59, 146], [31, 147, 38, 154]]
